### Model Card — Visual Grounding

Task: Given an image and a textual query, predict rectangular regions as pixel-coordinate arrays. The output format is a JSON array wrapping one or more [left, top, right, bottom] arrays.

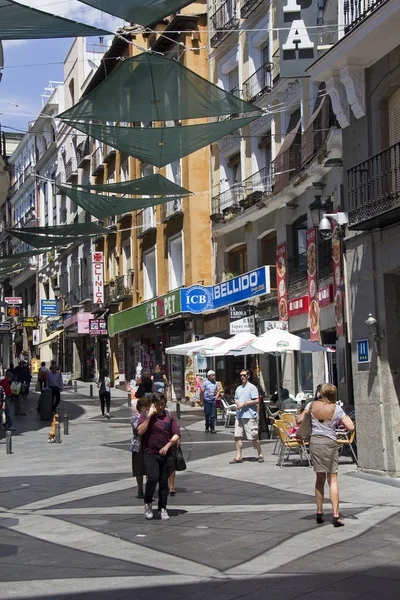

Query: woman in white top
[[297, 383, 355, 527], [97, 368, 111, 419]]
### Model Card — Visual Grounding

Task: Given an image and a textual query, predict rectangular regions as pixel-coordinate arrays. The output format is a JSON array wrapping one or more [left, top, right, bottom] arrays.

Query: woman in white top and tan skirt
[[297, 383, 355, 527]]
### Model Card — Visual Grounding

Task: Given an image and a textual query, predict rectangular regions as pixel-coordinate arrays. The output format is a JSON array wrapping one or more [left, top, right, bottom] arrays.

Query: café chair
[[336, 429, 358, 464], [220, 397, 236, 428], [273, 421, 311, 468]]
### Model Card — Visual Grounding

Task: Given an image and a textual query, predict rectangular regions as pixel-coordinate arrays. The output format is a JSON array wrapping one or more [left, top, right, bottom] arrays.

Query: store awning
[[0, 0, 110, 40], [79, 0, 193, 27], [62, 116, 259, 168], [37, 330, 62, 347], [58, 52, 263, 123]]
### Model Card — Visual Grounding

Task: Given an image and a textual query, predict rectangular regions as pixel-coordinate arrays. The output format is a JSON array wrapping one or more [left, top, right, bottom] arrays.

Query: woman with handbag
[[297, 383, 355, 527], [137, 393, 181, 521]]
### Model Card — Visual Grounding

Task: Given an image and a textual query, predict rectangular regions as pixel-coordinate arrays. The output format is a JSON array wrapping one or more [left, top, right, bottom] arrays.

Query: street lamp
[[318, 212, 349, 240], [365, 313, 384, 342], [308, 194, 332, 227]]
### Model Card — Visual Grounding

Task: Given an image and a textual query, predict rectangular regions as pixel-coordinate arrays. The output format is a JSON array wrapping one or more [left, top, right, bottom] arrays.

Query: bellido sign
[[180, 266, 271, 314], [279, 0, 317, 78]]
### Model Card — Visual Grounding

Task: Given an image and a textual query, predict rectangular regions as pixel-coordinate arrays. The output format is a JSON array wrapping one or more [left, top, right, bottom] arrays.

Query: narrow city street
[[1, 385, 399, 600]]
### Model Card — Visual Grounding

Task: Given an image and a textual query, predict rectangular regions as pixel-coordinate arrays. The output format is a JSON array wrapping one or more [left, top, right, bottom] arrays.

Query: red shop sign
[[318, 285, 333, 307], [288, 295, 309, 317]]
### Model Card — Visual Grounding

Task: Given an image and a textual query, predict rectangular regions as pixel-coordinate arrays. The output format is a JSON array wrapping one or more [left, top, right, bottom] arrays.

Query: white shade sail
[[165, 336, 224, 356], [252, 329, 334, 354], [201, 333, 263, 356]]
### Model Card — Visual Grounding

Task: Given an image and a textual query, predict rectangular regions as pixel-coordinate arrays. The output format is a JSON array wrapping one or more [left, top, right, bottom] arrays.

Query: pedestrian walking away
[[200, 370, 220, 433], [297, 383, 355, 527], [135, 369, 153, 401], [97, 368, 111, 418], [38, 362, 48, 392], [48, 361, 63, 413], [137, 393, 181, 521], [0, 370, 16, 431], [129, 397, 151, 498], [230, 369, 264, 464], [151, 364, 168, 394]]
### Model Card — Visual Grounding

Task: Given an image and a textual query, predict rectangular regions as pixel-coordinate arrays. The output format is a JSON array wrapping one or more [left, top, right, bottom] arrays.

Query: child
[[129, 397, 150, 498]]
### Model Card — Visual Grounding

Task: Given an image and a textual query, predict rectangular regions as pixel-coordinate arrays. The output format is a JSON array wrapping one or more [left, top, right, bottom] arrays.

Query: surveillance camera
[[318, 216, 332, 232]]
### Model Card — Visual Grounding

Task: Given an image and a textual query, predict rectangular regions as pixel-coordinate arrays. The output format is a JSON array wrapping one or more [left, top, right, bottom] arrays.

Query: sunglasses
[[240, 374, 248, 378]]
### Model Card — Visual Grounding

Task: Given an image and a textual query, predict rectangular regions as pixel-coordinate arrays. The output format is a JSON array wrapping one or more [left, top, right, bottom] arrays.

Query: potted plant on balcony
[[239, 191, 263, 209]]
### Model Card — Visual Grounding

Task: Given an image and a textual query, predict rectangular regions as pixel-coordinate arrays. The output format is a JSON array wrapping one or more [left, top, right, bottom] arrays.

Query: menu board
[[307, 227, 320, 342], [276, 243, 288, 321], [332, 225, 344, 336]]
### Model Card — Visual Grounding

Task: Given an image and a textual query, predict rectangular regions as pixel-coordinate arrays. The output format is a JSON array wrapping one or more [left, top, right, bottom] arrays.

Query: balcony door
[[389, 88, 400, 192]]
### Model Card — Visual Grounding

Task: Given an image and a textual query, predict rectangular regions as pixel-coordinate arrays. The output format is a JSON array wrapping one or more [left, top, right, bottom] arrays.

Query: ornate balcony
[[104, 283, 119, 305], [64, 289, 80, 309], [210, 0, 239, 48], [344, 0, 388, 34], [115, 274, 133, 300], [347, 141, 400, 230], [104, 144, 116, 162], [161, 198, 183, 221], [243, 62, 273, 103], [65, 157, 78, 182], [92, 146, 104, 175], [240, 0, 264, 19], [240, 165, 274, 208], [76, 138, 92, 167], [288, 252, 307, 291], [79, 282, 93, 303]]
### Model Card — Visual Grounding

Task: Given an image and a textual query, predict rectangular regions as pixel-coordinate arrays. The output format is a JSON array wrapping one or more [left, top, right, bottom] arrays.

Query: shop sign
[[146, 292, 180, 322], [229, 304, 255, 335], [260, 320, 288, 333], [288, 295, 309, 317], [276, 243, 288, 321], [5, 297, 22, 304], [64, 312, 94, 335], [40, 299, 58, 316], [278, 0, 317, 78], [307, 227, 320, 342], [181, 284, 214, 314], [32, 329, 40, 345], [213, 266, 271, 310], [22, 317, 37, 327], [318, 284, 333, 306], [7, 306, 20, 318], [357, 339, 370, 364], [92, 252, 104, 305], [89, 319, 108, 336], [0, 321, 11, 332], [332, 225, 344, 336], [31, 358, 40, 374]]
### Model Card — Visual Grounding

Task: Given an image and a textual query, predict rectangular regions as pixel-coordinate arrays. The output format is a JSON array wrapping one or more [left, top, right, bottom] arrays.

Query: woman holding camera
[[137, 393, 181, 521]]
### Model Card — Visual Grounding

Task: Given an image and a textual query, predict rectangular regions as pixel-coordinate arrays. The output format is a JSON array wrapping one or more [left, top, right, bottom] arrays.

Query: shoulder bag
[[175, 446, 187, 471], [295, 402, 314, 441]]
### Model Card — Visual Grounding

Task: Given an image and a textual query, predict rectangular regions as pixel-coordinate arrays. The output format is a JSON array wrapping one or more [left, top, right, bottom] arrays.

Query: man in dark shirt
[[0, 369, 16, 431]]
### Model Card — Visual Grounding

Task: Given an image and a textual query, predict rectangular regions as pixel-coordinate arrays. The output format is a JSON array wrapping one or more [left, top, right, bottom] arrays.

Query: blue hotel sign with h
[[180, 266, 271, 314]]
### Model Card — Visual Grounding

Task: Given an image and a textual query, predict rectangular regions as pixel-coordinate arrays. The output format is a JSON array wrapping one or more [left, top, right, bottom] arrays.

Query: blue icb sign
[[180, 266, 271, 314], [40, 299, 58, 316], [357, 339, 370, 364], [181, 285, 213, 314]]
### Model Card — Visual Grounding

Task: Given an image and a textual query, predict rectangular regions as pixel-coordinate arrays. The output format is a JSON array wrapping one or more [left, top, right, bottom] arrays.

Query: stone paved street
[[1, 383, 399, 599]]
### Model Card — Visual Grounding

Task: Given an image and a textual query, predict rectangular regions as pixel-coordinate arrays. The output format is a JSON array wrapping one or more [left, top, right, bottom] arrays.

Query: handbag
[[295, 402, 314, 441], [175, 446, 187, 471], [35, 381, 41, 392]]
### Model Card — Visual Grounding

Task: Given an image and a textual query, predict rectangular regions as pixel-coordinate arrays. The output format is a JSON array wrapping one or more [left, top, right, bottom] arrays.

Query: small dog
[[48, 414, 60, 442]]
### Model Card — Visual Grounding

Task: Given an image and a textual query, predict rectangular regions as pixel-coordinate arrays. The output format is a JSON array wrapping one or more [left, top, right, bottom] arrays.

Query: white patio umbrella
[[165, 336, 224, 356], [200, 332, 264, 357], [252, 328, 334, 354]]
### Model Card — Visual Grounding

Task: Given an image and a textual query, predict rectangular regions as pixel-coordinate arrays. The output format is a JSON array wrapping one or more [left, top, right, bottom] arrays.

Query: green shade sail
[[0, 0, 111, 40], [63, 116, 259, 168], [58, 184, 182, 219], [9, 230, 95, 249], [0, 250, 45, 264], [14, 223, 108, 237], [58, 53, 263, 123], [73, 173, 192, 197], [79, 0, 194, 27]]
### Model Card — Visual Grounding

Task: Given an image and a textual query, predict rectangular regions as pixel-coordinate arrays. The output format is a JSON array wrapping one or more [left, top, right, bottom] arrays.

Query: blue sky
[[0, 1, 124, 133]]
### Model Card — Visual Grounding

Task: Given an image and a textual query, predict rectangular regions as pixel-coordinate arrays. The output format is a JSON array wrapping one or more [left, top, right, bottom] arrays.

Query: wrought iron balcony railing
[[288, 252, 307, 285], [210, 0, 239, 48], [64, 289, 80, 308], [243, 62, 273, 103], [104, 283, 118, 305], [241, 165, 274, 204], [76, 137, 92, 167], [92, 146, 104, 175], [79, 282, 93, 303], [240, 0, 264, 19], [211, 186, 244, 218], [347, 140, 400, 230], [104, 144, 116, 162], [344, 0, 388, 35], [161, 198, 183, 221], [65, 157, 78, 181], [115, 274, 133, 299]]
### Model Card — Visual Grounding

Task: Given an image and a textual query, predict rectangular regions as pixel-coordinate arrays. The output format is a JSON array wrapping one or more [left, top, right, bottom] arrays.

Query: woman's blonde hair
[[320, 383, 337, 404]]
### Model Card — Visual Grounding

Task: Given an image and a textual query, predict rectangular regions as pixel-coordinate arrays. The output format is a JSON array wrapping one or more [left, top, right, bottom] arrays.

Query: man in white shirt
[[230, 369, 264, 464]]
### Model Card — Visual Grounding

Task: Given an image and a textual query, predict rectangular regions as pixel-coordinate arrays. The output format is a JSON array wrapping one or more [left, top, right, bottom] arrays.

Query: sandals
[[333, 515, 344, 527], [316, 513, 324, 524], [229, 458, 243, 464], [170, 489, 176, 496]]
